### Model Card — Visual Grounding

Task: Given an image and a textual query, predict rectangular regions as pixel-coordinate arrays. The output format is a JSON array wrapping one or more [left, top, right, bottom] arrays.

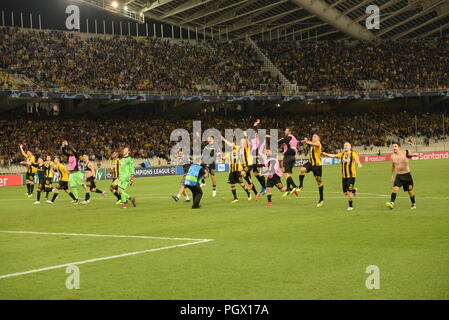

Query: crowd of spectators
[[0, 27, 280, 93], [259, 38, 449, 92], [1, 109, 447, 166]]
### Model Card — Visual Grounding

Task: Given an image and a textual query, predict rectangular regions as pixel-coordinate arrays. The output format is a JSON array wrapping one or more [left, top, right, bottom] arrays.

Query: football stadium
[[0, 0, 448, 303]]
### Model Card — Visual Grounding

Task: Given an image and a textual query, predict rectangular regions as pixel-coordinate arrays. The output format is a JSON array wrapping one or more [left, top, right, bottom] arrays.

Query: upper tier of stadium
[[1, 26, 448, 96]]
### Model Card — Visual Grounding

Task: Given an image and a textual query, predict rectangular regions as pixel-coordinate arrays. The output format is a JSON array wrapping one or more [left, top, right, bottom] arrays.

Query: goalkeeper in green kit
[[118, 147, 136, 209]]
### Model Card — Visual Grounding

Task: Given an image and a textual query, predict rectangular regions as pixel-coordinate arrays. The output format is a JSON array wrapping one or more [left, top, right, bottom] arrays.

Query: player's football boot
[[317, 201, 324, 208], [411, 204, 417, 210], [184, 199, 191, 203], [121, 204, 128, 209], [255, 193, 261, 201], [130, 197, 137, 207], [231, 199, 239, 203], [46, 200, 53, 204], [386, 202, 395, 210], [212, 190, 217, 197], [265, 202, 273, 207], [27, 193, 33, 198], [171, 195, 179, 202], [33, 201, 40, 205], [292, 188, 299, 197], [282, 191, 290, 198], [347, 207, 354, 211], [115, 199, 122, 205], [247, 195, 252, 201]]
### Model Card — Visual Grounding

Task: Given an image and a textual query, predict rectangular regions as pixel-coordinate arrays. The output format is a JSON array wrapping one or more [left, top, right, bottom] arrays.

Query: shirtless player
[[386, 143, 419, 210]]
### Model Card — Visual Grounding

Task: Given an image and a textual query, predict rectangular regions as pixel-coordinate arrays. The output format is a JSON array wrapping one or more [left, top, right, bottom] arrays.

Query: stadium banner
[[359, 154, 392, 163], [133, 166, 177, 178], [0, 174, 23, 187], [416, 152, 449, 160]]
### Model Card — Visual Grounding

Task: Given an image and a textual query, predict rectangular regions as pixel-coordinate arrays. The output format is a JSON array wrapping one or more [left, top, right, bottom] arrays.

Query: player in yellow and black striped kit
[[299, 134, 325, 207], [109, 151, 122, 204], [323, 142, 362, 210], [19, 144, 37, 197], [221, 137, 251, 203], [47, 157, 79, 204]]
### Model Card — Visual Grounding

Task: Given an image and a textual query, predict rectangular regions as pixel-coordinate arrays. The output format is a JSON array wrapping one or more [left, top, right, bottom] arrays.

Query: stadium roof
[[110, 0, 449, 41]]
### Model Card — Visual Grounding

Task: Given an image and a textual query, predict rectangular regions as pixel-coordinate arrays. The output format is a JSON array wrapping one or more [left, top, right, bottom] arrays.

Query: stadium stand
[[259, 38, 449, 92]]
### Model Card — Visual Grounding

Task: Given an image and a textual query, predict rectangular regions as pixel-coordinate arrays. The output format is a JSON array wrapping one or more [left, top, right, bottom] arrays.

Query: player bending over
[[386, 143, 418, 210], [118, 147, 136, 209], [262, 149, 287, 207], [322, 142, 362, 211], [47, 157, 79, 204], [81, 154, 106, 204], [299, 134, 324, 207]]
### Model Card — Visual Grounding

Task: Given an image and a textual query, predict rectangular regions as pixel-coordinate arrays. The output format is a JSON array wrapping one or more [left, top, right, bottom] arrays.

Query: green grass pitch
[[0, 159, 448, 300]]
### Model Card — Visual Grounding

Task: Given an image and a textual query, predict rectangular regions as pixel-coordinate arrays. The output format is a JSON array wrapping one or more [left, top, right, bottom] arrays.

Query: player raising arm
[[322, 142, 362, 211], [299, 134, 324, 207], [19, 144, 37, 197], [386, 144, 419, 210]]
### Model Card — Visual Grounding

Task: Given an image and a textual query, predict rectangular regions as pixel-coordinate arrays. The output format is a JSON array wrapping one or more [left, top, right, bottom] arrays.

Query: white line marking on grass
[[0, 240, 212, 280], [0, 230, 214, 242], [0, 231, 214, 280]]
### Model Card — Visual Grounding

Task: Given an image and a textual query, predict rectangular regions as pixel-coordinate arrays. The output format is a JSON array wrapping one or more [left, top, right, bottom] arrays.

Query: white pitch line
[[0, 238, 213, 280], [0, 230, 214, 242]]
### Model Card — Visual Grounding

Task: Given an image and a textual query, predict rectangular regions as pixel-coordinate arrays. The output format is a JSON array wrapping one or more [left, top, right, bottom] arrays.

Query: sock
[[51, 193, 58, 202], [353, 189, 357, 195], [113, 190, 120, 200], [37, 192, 41, 201], [120, 190, 129, 204], [287, 176, 297, 190], [410, 195, 415, 205], [68, 192, 77, 201], [256, 175, 266, 189], [231, 189, 237, 200], [26, 184, 30, 194], [45, 190, 50, 198], [213, 185, 216, 191], [95, 189, 103, 194], [390, 192, 397, 203], [71, 187, 79, 199], [299, 174, 305, 187], [251, 185, 258, 195], [30, 184, 34, 193], [85, 192, 90, 201], [349, 200, 353, 208], [319, 185, 324, 201], [242, 185, 250, 197], [267, 193, 272, 202]]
